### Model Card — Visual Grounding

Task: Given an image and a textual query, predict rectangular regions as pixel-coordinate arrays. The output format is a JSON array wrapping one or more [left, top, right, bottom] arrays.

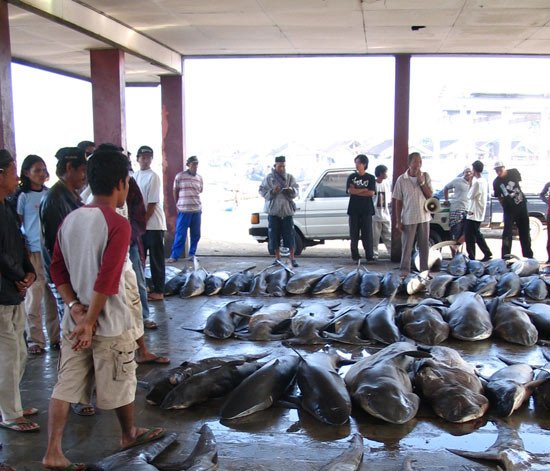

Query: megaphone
[[424, 197, 441, 213]]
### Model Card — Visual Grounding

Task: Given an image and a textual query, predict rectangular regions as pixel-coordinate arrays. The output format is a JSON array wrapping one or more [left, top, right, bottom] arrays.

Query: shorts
[[52, 332, 138, 410]]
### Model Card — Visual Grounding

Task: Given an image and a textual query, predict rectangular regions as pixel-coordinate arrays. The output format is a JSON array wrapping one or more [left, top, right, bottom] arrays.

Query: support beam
[[9, 0, 181, 74], [391, 54, 411, 263], [0, 0, 15, 153], [160, 72, 186, 251], [90, 49, 126, 150]]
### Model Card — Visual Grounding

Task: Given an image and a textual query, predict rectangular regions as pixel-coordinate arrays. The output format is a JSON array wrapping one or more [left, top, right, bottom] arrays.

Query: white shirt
[[467, 175, 488, 222], [373, 179, 392, 222], [134, 168, 167, 231]]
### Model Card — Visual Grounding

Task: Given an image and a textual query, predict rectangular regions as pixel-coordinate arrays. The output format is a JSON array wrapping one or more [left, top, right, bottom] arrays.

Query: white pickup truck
[[249, 167, 546, 255]]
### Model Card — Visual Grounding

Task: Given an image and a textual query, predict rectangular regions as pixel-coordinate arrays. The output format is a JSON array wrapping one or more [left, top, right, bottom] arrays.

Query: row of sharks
[[163, 255, 550, 302]]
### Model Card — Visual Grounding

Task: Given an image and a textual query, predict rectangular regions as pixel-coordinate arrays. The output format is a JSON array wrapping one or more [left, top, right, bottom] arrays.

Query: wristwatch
[[68, 299, 80, 309]]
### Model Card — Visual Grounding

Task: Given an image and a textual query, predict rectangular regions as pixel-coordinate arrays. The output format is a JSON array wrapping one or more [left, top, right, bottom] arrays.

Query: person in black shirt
[[0, 149, 39, 432], [346, 154, 376, 262], [492, 161, 533, 259], [540, 181, 550, 264]]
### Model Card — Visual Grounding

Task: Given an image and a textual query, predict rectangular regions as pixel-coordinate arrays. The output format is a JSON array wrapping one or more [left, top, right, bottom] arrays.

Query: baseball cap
[[493, 161, 505, 169], [137, 145, 154, 156]]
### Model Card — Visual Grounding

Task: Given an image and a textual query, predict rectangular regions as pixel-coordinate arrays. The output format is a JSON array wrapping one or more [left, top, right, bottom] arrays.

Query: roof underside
[[7, 0, 550, 84]]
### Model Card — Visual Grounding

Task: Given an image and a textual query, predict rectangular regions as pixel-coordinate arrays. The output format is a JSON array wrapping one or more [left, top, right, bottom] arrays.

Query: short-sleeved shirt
[[444, 177, 470, 212], [174, 170, 203, 213], [133, 168, 167, 231], [50, 205, 132, 337], [17, 188, 47, 252], [346, 172, 376, 215], [373, 179, 392, 222], [467, 176, 488, 222], [493, 168, 526, 213], [393, 171, 432, 225]]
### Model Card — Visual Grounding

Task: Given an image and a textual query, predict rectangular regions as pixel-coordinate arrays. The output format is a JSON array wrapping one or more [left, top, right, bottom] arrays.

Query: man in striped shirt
[[168, 156, 203, 262]]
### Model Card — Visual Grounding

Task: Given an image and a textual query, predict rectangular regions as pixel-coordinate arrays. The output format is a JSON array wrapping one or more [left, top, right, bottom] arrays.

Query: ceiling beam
[[8, 0, 182, 74]]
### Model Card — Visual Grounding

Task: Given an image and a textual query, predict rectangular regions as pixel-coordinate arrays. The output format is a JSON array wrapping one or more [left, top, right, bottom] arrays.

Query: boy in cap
[[168, 156, 203, 262], [133, 146, 167, 301], [259, 156, 300, 267], [0, 149, 39, 433], [492, 161, 533, 259]]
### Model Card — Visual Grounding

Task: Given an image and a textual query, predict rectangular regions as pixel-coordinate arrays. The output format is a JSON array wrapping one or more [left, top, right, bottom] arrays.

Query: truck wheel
[[529, 217, 543, 242], [268, 230, 304, 256], [429, 229, 443, 246], [294, 230, 304, 256]]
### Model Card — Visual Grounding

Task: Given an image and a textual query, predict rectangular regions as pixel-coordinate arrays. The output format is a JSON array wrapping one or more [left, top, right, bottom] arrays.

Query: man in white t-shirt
[[372, 164, 392, 259], [465, 160, 492, 262], [133, 146, 167, 301]]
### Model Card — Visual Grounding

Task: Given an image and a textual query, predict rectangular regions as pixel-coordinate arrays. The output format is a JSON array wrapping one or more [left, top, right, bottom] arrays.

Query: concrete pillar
[[160, 71, 185, 253], [391, 54, 411, 262], [0, 0, 15, 153], [90, 49, 126, 149]]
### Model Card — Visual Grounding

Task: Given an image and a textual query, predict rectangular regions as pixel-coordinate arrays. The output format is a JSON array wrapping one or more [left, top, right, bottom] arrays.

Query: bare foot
[[135, 352, 170, 364]]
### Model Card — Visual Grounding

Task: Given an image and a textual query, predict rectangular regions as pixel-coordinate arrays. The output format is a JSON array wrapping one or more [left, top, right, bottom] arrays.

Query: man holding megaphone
[[393, 152, 433, 275]]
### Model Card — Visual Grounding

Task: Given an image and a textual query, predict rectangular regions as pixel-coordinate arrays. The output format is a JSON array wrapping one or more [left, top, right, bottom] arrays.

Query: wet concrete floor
[[1, 255, 549, 470]]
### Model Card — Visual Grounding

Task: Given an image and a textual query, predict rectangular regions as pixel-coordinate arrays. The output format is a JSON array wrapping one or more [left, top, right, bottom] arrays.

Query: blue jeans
[[170, 211, 202, 259], [268, 215, 295, 254], [129, 242, 150, 320]]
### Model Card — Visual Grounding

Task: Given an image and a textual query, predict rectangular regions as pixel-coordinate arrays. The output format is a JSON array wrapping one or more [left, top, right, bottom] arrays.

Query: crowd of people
[[1, 144, 549, 469], [261, 153, 550, 273]]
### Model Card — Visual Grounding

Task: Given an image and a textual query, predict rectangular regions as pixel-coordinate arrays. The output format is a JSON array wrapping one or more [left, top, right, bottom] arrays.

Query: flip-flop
[[143, 320, 158, 330], [71, 403, 95, 416], [119, 427, 165, 451], [45, 463, 87, 471], [0, 419, 40, 432], [23, 407, 38, 416], [136, 355, 170, 365]]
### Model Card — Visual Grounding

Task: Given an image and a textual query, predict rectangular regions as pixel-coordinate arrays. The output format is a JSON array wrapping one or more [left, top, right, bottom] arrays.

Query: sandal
[[28, 344, 45, 355], [119, 427, 165, 451], [143, 319, 158, 330], [71, 403, 95, 416], [0, 418, 40, 432]]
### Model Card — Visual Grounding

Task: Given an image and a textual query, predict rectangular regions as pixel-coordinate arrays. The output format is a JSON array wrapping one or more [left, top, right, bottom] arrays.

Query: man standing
[[443, 167, 472, 250], [372, 164, 392, 260], [393, 152, 433, 275], [259, 156, 299, 267], [464, 160, 492, 262], [346, 154, 376, 262], [492, 161, 533, 259], [0, 149, 39, 433], [168, 156, 203, 262], [42, 149, 164, 470], [133, 146, 166, 301]]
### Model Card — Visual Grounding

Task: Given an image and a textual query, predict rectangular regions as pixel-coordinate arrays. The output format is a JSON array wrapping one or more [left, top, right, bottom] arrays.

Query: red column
[[160, 72, 185, 246], [0, 0, 15, 153], [391, 54, 411, 262], [90, 49, 126, 150]]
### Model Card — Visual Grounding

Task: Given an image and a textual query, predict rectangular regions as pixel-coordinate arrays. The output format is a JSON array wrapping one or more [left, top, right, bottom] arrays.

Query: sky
[[10, 55, 550, 188]]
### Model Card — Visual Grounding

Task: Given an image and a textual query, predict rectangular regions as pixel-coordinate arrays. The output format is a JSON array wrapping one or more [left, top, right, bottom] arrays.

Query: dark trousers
[[142, 230, 165, 293], [502, 210, 533, 259], [268, 215, 295, 253], [464, 219, 492, 260], [349, 213, 373, 259], [547, 219, 550, 262]]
